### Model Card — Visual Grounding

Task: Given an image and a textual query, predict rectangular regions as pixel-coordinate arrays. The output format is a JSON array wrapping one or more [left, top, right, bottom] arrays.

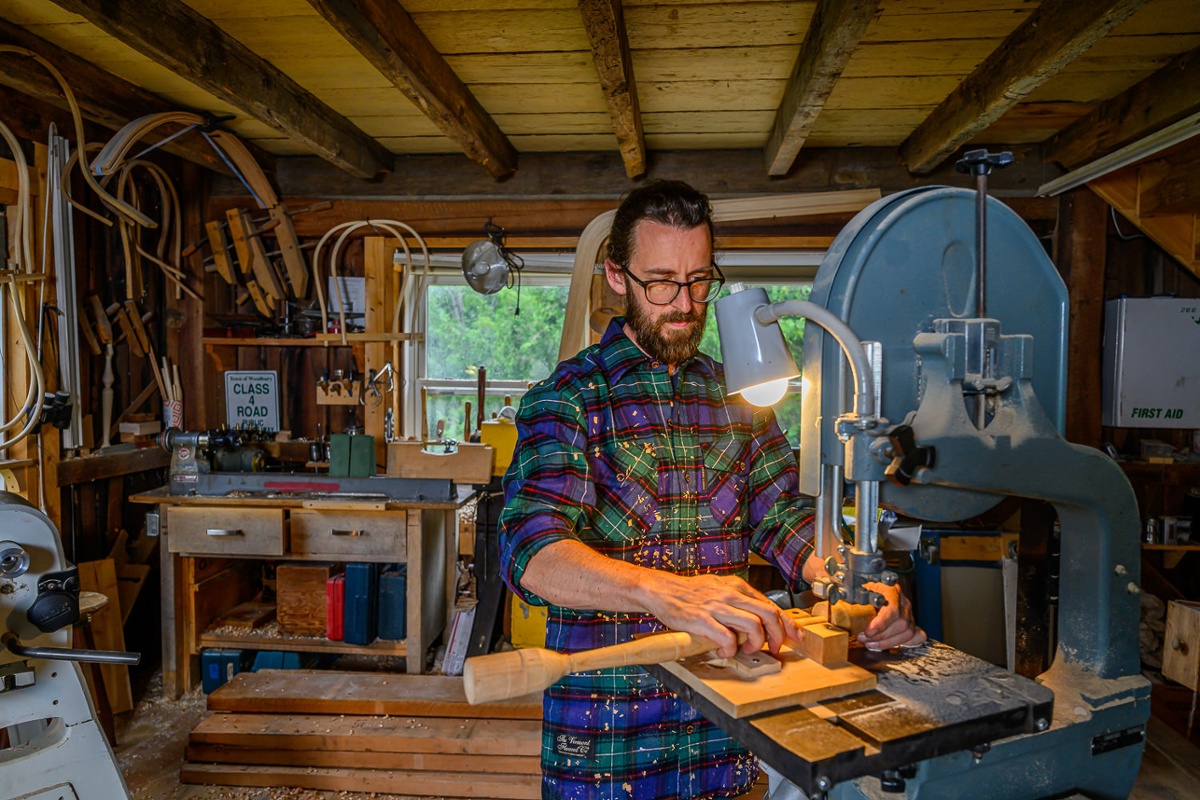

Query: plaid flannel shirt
[[498, 319, 815, 800]]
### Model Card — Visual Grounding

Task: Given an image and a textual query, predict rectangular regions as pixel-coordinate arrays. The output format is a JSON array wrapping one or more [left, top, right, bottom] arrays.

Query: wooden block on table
[[276, 564, 335, 636], [798, 622, 849, 665], [1164, 600, 1200, 689], [811, 601, 876, 636], [727, 650, 783, 678], [77, 559, 133, 714]]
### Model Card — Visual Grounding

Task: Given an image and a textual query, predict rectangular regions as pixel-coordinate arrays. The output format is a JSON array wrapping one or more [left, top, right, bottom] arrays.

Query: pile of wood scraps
[[182, 670, 542, 798]]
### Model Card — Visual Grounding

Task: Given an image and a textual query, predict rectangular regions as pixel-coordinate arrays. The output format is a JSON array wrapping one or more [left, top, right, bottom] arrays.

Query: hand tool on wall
[[255, 200, 331, 298], [226, 208, 284, 304], [201, 220, 236, 285], [463, 630, 719, 705]]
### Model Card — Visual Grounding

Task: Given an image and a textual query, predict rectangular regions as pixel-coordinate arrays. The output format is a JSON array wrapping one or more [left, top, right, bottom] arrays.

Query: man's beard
[[624, 291, 707, 366]]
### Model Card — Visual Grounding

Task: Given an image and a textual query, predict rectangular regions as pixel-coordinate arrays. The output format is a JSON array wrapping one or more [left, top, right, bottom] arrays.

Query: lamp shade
[[716, 285, 799, 406], [461, 239, 510, 294]]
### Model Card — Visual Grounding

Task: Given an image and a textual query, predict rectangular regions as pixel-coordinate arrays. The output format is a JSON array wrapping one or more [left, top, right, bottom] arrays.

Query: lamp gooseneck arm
[[756, 300, 876, 418]]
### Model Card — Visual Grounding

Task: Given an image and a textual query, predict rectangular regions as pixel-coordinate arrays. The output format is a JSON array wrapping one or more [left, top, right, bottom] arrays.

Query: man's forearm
[[519, 538, 657, 613]]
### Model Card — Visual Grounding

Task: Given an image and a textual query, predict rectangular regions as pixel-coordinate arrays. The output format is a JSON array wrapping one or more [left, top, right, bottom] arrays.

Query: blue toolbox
[[343, 562, 380, 645], [378, 564, 407, 640], [201, 648, 251, 694]]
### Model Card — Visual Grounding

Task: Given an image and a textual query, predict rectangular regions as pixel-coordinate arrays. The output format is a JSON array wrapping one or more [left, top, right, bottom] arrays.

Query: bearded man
[[497, 180, 922, 800]]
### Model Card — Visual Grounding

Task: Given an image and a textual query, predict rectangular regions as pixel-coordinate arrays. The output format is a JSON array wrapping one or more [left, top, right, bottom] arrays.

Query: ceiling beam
[[900, 0, 1148, 174], [308, 0, 516, 181], [47, 0, 393, 180], [763, 0, 880, 177], [578, 0, 646, 179], [0, 17, 271, 175], [243, 146, 1052, 203], [1044, 46, 1200, 171]]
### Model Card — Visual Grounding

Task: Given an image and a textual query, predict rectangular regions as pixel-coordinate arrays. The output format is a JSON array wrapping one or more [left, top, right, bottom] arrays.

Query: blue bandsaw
[[653, 156, 1149, 799]]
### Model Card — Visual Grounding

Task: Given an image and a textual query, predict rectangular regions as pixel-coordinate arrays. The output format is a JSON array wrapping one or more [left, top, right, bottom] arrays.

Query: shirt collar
[[597, 316, 718, 384]]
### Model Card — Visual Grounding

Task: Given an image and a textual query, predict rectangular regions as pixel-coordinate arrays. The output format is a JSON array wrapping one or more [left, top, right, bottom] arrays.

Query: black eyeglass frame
[[620, 262, 726, 305]]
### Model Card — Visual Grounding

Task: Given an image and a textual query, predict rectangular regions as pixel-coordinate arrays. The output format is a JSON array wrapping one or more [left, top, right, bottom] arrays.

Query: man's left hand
[[859, 582, 927, 651]]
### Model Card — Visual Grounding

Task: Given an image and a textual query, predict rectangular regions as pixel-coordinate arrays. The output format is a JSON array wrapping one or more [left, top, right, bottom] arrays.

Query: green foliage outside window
[[423, 282, 811, 446]]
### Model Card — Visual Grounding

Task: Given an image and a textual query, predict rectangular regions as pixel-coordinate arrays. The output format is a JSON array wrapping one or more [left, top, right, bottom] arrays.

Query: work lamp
[[715, 284, 876, 417], [462, 222, 523, 295], [715, 285, 799, 406]]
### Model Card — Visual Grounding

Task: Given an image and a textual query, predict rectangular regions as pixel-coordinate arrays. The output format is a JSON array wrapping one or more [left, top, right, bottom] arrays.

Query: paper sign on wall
[[225, 370, 280, 431]]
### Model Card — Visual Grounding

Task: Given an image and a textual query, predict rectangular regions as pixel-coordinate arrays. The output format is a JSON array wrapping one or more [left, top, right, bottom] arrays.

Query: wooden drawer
[[289, 509, 408, 561], [168, 507, 286, 556]]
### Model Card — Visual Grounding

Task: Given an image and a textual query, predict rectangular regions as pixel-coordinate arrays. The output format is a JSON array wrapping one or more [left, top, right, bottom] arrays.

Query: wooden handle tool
[[464, 631, 719, 705]]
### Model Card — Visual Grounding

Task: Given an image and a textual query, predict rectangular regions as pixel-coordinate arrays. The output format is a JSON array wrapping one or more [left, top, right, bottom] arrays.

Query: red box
[[326, 574, 345, 641]]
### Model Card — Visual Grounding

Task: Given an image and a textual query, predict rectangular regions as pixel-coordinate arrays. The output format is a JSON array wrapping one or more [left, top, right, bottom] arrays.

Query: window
[[423, 281, 568, 440], [418, 253, 816, 446]]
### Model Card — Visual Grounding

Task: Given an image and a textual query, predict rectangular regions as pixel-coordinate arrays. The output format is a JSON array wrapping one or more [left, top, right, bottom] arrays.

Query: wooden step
[[186, 744, 540, 773], [207, 670, 541, 719], [189, 712, 541, 756], [180, 763, 541, 799]]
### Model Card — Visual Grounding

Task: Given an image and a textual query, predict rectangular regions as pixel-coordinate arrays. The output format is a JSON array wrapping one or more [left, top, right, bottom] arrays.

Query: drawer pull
[[331, 529, 367, 537], [205, 528, 244, 537]]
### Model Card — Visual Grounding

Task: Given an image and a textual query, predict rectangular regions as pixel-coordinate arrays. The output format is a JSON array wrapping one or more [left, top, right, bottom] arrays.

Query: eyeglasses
[[621, 264, 725, 305]]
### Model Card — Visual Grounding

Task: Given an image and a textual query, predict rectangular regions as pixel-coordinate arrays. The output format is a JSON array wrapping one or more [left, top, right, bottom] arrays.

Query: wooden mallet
[[463, 631, 719, 705]]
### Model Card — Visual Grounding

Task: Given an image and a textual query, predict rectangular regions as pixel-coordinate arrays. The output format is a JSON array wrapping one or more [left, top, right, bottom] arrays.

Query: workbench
[[132, 485, 474, 697]]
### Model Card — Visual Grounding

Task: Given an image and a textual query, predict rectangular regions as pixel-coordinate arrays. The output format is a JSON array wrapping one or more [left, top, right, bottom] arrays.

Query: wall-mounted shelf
[[1142, 543, 1200, 569]]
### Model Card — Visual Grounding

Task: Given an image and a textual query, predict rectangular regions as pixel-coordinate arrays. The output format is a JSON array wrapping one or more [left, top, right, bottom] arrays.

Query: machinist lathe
[[497, 180, 924, 800]]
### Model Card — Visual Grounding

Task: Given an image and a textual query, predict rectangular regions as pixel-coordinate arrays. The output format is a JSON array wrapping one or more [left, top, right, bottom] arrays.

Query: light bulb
[[739, 377, 789, 407]]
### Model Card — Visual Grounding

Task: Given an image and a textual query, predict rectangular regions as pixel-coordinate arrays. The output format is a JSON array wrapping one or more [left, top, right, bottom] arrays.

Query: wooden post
[[1054, 189, 1107, 448], [363, 237, 396, 465], [175, 162, 208, 430]]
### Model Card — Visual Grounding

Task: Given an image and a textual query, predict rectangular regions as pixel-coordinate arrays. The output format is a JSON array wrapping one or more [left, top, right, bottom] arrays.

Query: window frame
[[411, 251, 823, 440]]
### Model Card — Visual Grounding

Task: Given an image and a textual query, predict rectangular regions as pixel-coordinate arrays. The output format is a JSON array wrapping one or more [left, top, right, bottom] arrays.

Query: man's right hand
[[639, 572, 801, 658], [519, 540, 800, 659]]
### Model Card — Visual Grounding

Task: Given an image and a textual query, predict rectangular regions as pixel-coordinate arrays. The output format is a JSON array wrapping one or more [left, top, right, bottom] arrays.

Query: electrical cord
[[310, 220, 431, 439], [0, 115, 46, 448]]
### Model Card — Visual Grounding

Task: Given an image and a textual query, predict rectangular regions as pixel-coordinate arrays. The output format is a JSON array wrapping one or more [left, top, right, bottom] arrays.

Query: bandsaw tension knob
[[955, 148, 1013, 176]]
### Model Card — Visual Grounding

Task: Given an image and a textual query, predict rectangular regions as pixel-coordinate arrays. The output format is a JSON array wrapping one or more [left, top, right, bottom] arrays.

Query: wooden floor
[[109, 673, 1199, 800]]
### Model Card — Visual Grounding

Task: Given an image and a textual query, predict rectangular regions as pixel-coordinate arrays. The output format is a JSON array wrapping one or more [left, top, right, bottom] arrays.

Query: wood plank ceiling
[[1, 0, 1199, 264]]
